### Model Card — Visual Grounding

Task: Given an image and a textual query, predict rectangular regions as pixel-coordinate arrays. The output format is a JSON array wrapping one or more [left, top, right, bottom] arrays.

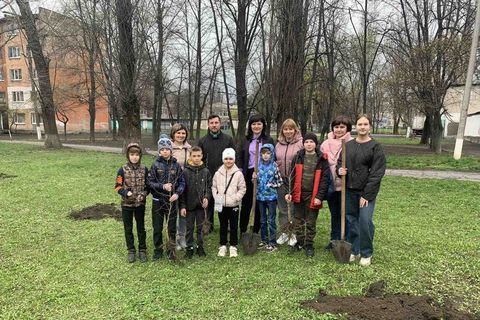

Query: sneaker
[[180, 237, 187, 249], [138, 250, 147, 263], [229, 246, 238, 257], [359, 256, 372, 267], [217, 245, 227, 257], [258, 242, 267, 249], [288, 243, 302, 254], [185, 247, 194, 259], [288, 234, 297, 246], [127, 250, 136, 263], [152, 250, 163, 261], [176, 244, 183, 251], [266, 245, 278, 253], [305, 245, 315, 257], [349, 253, 360, 263], [196, 246, 206, 257], [277, 233, 289, 245]]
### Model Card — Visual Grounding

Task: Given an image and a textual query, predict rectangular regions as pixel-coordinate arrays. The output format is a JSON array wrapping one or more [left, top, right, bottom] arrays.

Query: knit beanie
[[303, 132, 318, 146], [222, 148, 236, 161], [157, 134, 172, 151]]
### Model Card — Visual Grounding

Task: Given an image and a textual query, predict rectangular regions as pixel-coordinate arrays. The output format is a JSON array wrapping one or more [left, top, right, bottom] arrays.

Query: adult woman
[[236, 114, 274, 234], [274, 119, 304, 245], [320, 115, 353, 250], [338, 115, 386, 267], [170, 123, 192, 250]]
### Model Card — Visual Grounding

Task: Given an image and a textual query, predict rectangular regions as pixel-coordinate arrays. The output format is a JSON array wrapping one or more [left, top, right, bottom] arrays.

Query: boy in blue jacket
[[147, 135, 185, 261], [253, 144, 283, 252]]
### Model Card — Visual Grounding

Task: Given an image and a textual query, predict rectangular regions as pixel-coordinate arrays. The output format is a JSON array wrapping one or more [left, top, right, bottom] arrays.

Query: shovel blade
[[241, 231, 261, 255], [331, 240, 352, 264]]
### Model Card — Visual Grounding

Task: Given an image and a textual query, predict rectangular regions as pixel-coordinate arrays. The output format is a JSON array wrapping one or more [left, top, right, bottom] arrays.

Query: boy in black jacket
[[115, 143, 149, 263], [147, 135, 185, 261], [285, 132, 330, 257], [180, 146, 212, 258]]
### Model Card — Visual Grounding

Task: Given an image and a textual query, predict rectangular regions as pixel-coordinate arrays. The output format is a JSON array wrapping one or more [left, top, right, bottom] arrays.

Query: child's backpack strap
[[224, 171, 238, 194]]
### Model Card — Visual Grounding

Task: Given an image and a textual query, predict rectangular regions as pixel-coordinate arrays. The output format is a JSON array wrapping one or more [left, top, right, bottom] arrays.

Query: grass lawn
[[0, 143, 479, 319], [386, 154, 480, 171]]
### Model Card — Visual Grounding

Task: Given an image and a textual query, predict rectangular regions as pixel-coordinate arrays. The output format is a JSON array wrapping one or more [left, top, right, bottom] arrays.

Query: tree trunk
[[152, 0, 164, 141], [194, 0, 202, 141], [234, 2, 248, 139], [116, 0, 141, 147], [431, 109, 443, 154], [420, 114, 431, 145], [16, 0, 61, 148]]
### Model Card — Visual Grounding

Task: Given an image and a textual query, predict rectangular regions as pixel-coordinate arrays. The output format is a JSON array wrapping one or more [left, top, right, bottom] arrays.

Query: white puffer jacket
[[212, 164, 246, 207]]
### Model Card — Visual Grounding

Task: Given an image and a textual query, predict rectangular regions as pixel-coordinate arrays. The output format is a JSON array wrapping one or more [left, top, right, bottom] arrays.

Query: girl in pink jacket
[[320, 115, 353, 250]]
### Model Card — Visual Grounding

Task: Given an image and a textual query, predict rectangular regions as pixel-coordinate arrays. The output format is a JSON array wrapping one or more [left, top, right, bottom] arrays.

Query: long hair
[[170, 123, 189, 142], [246, 114, 267, 140]]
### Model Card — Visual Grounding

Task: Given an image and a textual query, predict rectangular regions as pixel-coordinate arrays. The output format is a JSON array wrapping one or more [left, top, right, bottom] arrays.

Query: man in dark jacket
[[179, 146, 212, 258], [198, 115, 235, 231]]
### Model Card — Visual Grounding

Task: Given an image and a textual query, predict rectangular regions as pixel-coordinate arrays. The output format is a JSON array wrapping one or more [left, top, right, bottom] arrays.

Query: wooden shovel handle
[[249, 140, 260, 228], [341, 139, 346, 241]]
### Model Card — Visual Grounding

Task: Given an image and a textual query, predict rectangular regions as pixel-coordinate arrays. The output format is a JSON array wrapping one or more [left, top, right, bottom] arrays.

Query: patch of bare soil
[[70, 203, 122, 221], [301, 281, 478, 320], [0, 173, 17, 180]]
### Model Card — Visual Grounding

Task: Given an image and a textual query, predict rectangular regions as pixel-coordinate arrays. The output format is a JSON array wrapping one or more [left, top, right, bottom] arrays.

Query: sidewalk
[[2, 139, 480, 182]]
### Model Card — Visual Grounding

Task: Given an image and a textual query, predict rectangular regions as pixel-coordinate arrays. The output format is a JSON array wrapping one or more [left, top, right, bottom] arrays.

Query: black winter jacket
[[179, 161, 212, 211], [198, 131, 235, 175], [147, 156, 185, 200], [337, 139, 386, 201], [236, 135, 275, 172]]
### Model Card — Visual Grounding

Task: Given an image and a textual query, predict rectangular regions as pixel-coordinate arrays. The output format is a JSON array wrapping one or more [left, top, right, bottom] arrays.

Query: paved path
[[2, 140, 480, 182]]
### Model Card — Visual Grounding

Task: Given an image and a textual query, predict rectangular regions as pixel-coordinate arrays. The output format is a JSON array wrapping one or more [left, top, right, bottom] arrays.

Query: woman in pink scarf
[[320, 115, 353, 250]]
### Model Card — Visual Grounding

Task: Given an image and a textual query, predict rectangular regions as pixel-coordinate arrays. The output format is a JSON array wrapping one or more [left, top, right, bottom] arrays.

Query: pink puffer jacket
[[319, 131, 353, 191], [275, 131, 304, 179]]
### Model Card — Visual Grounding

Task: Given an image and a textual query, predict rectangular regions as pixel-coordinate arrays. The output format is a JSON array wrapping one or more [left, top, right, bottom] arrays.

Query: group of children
[[115, 132, 335, 263]]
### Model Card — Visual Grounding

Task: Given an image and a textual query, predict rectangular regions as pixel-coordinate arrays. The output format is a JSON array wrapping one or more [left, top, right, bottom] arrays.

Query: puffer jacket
[[256, 144, 283, 201], [212, 164, 246, 207], [275, 131, 304, 180], [115, 143, 148, 207], [147, 155, 185, 200], [172, 141, 192, 169], [179, 160, 212, 211], [320, 131, 353, 191], [336, 139, 386, 201]]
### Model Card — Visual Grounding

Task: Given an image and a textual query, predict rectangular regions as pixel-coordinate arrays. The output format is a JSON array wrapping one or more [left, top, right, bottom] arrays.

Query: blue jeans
[[346, 191, 376, 258], [327, 191, 350, 241], [258, 200, 277, 245]]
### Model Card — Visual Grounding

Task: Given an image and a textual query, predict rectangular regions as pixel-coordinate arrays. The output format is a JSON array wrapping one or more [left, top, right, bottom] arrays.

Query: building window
[[0, 67, 3, 81], [12, 91, 24, 102], [14, 113, 25, 124], [0, 92, 5, 103], [10, 69, 22, 81], [8, 47, 21, 59], [31, 113, 43, 125]]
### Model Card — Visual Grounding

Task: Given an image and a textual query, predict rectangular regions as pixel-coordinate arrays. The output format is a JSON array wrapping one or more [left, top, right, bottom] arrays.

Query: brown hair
[[191, 146, 203, 153], [170, 123, 189, 141], [331, 115, 352, 132], [356, 114, 372, 126]]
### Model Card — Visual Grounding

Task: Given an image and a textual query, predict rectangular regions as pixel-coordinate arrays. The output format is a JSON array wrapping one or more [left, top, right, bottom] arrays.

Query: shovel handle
[[248, 140, 260, 229], [341, 139, 346, 241]]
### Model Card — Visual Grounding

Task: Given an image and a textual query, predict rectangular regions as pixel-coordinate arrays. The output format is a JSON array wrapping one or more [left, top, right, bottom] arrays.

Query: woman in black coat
[[236, 114, 274, 234]]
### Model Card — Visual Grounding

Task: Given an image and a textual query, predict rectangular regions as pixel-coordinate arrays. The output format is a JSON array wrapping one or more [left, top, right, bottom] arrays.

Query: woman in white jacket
[[212, 148, 247, 257]]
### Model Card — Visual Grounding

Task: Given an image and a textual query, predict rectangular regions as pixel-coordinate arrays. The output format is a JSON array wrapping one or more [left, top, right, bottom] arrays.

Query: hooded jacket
[[115, 143, 148, 207], [179, 160, 212, 211], [171, 141, 192, 169], [212, 164, 246, 207], [256, 144, 283, 201], [147, 154, 185, 201], [290, 149, 330, 210], [275, 131, 304, 181], [336, 139, 386, 201], [320, 131, 353, 191]]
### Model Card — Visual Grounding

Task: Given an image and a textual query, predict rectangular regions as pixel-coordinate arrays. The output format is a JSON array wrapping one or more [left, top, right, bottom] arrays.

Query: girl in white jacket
[[212, 148, 247, 257]]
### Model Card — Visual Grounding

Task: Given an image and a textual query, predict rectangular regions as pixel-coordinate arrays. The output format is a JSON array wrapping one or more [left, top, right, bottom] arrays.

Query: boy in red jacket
[[285, 132, 330, 257]]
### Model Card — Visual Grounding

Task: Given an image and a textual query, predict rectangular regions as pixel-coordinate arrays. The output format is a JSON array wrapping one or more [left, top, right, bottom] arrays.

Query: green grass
[[0, 143, 479, 319], [374, 137, 421, 145], [387, 154, 480, 171]]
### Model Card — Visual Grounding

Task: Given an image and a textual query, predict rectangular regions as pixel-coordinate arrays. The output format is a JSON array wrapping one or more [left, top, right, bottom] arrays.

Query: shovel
[[332, 139, 352, 263], [241, 140, 261, 255]]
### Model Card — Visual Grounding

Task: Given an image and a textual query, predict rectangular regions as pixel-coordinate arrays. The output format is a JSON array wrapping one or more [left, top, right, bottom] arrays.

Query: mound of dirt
[[70, 203, 122, 221], [301, 281, 478, 320], [0, 173, 17, 180]]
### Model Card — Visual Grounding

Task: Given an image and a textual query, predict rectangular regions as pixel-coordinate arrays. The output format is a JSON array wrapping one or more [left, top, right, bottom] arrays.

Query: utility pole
[[453, 0, 480, 160]]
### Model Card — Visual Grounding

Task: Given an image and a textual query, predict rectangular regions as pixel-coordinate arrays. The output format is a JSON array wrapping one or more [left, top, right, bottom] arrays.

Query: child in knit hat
[[285, 132, 330, 257], [147, 134, 185, 261], [211, 148, 246, 258]]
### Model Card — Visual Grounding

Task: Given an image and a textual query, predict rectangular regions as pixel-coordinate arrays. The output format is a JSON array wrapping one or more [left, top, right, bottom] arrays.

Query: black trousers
[[206, 196, 215, 231], [218, 206, 239, 246], [239, 168, 261, 233], [122, 206, 146, 251], [186, 207, 206, 247], [152, 200, 177, 253], [293, 201, 319, 246]]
